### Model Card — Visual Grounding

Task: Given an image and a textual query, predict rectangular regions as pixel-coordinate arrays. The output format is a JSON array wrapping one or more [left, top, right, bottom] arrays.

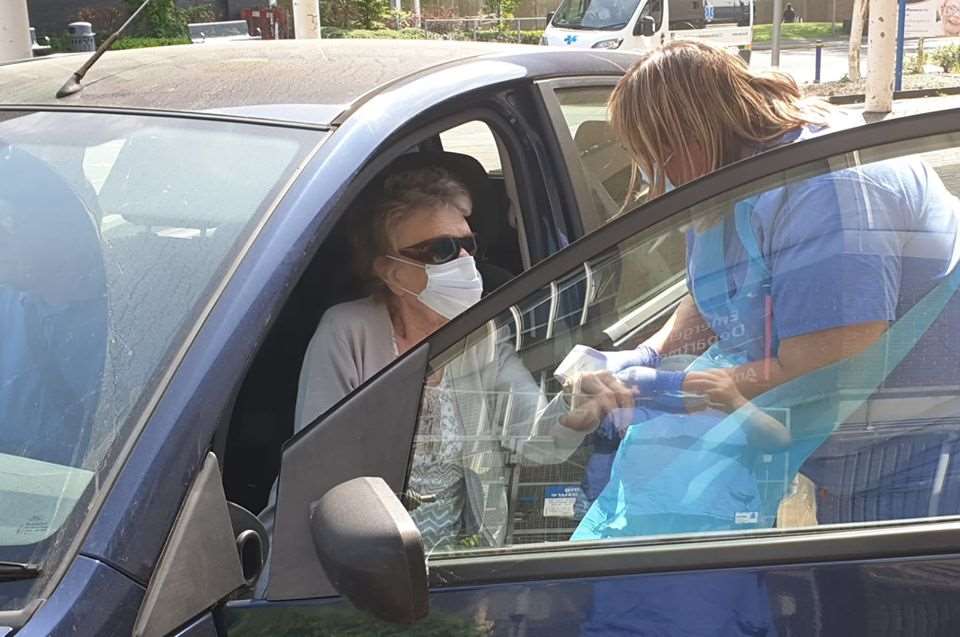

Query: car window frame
[[269, 107, 960, 601], [256, 92, 582, 599]]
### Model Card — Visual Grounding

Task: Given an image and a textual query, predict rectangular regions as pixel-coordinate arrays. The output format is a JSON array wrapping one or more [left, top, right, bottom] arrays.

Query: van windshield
[[552, 0, 642, 29], [0, 109, 322, 616]]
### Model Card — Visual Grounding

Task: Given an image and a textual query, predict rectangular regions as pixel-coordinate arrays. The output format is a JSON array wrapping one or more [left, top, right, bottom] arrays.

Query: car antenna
[[56, 0, 155, 99]]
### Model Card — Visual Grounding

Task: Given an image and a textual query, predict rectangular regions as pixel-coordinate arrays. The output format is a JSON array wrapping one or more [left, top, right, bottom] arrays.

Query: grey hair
[[352, 165, 471, 293]]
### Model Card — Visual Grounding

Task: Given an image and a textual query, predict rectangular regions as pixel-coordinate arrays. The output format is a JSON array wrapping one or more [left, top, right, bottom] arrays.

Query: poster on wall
[[904, 0, 960, 38]]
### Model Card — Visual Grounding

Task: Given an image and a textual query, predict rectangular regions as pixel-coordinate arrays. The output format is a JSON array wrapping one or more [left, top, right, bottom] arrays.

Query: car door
[[224, 108, 960, 637]]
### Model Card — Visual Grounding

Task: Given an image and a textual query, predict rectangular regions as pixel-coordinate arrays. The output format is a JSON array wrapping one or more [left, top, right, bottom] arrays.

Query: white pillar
[[292, 0, 321, 38], [864, 0, 898, 113], [771, 0, 783, 67], [0, 0, 32, 63]]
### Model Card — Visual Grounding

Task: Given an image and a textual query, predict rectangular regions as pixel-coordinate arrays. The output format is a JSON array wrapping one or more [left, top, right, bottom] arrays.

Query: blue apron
[[573, 196, 960, 541], [574, 199, 774, 539]]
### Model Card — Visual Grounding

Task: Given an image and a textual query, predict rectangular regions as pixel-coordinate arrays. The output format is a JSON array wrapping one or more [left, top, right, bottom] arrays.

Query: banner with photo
[[904, 0, 960, 38]]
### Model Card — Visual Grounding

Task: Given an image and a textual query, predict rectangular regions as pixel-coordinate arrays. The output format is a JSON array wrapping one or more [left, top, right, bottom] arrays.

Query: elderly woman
[[296, 163, 623, 551]]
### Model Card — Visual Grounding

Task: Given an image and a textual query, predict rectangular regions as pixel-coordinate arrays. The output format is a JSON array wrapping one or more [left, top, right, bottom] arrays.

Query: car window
[[0, 110, 322, 613], [402, 130, 960, 556], [440, 121, 503, 175], [551, 85, 650, 233]]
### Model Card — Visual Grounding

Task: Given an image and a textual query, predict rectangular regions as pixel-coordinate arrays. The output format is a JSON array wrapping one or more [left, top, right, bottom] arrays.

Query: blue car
[[3, 38, 960, 637]]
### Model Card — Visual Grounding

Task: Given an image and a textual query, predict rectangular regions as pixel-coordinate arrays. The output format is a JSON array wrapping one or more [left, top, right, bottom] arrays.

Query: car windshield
[[0, 110, 322, 612], [552, 0, 642, 29]]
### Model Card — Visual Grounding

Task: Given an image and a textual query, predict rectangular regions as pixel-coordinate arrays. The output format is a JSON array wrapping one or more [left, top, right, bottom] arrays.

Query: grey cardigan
[[296, 296, 587, 546]]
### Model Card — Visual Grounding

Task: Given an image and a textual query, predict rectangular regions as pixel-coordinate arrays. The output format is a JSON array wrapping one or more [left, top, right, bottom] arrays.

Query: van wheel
[[738, 48, 751, 64]]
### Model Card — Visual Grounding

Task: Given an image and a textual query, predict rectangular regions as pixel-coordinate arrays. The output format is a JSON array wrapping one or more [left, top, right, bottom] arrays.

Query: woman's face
[[378, 196, 473, 309], [943, 0, 960, 35]]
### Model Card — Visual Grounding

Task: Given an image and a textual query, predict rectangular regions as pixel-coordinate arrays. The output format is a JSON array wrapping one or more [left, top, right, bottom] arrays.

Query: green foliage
[[47, 33, 190, 52], [905, 50, 927, 75], [482, 0, 520, 20], [181, 4, 222, 24], [321, 0, 392, 29], [451, 28, 543, 44], [319, 27, 542, 44], [123, 0, 188, 38], [111, 36, 191, 49], [322, 27, 440, 40], [75, 6, 129, 36], [932, 44, 960, 73]]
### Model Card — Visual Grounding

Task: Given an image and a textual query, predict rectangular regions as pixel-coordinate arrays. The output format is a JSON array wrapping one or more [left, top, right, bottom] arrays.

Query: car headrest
[[573, 120, 618, 153], [372, 150, 507, 246]]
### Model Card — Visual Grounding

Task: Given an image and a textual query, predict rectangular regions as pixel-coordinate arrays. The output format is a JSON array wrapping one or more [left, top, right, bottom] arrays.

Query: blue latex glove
[[602, 345, 661, 372], [616, 366, 687, 412]]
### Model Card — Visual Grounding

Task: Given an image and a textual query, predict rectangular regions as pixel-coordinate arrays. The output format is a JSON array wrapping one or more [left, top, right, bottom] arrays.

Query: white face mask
[[388, 255, 484, 320]]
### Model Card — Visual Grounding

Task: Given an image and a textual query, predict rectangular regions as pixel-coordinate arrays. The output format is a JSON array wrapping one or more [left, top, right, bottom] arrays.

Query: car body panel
[[222, 555, 960, 635], [13, 556, 143, 637]]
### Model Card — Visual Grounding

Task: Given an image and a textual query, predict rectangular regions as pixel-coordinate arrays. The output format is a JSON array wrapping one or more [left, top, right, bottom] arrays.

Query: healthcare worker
[[566, 41, 960, 636], [568, 39, 960, 541]]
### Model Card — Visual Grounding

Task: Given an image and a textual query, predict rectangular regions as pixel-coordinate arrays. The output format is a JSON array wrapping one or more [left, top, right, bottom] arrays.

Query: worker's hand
[[683, 369, 747, 413], [560, 371, 635, 433]]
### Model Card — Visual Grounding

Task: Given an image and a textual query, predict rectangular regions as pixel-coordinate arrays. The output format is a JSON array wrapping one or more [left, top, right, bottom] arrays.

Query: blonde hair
[[609, 40, 832, 199]]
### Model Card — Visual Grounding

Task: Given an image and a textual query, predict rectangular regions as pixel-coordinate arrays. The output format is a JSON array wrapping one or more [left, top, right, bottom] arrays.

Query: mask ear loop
[[385, 254, 425, 298]]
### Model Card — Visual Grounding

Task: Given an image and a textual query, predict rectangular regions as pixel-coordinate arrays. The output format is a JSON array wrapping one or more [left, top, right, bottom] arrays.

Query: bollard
[[67, 21, 96, 52], [814, 40, 823, 84]]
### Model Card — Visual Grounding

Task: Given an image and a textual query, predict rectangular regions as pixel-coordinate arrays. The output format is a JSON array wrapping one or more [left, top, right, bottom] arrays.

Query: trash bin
[[67, 22, 96, 52]]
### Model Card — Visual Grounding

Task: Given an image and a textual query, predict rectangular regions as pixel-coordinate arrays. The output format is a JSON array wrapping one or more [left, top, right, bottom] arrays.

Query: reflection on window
[[407, 133, 960, 554], [556, 86, 648, 232]]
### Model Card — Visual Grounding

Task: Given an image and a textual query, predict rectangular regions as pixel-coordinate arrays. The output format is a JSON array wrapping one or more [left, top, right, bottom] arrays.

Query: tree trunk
[[848, 0, 868, 81]]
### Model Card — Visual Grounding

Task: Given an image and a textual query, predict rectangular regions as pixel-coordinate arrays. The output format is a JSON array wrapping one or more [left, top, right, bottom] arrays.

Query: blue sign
[[704, 2, 716, 21], [564, 34, 578, 45]]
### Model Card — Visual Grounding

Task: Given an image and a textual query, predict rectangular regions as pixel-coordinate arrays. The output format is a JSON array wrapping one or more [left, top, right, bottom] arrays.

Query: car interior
[[221, 120, 531, 515]]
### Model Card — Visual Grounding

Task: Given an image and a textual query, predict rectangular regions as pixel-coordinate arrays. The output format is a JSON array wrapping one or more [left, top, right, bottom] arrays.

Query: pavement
[[750, 37, 960, 85], [844, 92, 960, 121]]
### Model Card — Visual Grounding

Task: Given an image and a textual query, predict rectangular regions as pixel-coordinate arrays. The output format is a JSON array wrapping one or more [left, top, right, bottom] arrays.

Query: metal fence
[[422, 16, 548, 42]]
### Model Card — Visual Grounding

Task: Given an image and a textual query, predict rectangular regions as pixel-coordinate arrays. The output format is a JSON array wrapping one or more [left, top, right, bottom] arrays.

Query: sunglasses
[[397, 233, 480, 265]]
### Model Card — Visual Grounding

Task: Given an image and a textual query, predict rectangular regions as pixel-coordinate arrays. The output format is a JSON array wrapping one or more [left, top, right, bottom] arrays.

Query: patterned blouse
[[408, 379, 466, 553]]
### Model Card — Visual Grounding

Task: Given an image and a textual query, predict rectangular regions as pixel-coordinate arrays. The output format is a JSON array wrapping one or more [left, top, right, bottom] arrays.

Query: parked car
[[2, 38, 960, 637]]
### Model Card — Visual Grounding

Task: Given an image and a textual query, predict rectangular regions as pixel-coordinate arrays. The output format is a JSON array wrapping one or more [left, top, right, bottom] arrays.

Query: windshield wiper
[[0, 561, 41, 582], [596, 21, 629, 29], [56, 0, 155, 99]]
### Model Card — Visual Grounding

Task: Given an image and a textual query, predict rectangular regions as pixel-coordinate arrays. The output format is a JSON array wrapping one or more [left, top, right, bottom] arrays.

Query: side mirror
[[635, 15, 656, 36], [546, 10, 555, 24], [310, 477, 428, 624]]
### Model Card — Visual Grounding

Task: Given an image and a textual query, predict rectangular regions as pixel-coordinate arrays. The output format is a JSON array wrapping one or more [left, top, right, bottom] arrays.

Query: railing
[[422, 16, 548, 43]]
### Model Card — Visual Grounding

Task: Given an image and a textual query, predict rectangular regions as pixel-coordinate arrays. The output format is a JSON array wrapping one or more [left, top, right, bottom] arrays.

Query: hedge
[[46, 35, 190, 52], [322, 27, 542, 44]]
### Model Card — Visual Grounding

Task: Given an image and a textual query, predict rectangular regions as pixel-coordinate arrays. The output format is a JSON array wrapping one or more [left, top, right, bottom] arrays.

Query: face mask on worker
[[389, 255, 484, 320]]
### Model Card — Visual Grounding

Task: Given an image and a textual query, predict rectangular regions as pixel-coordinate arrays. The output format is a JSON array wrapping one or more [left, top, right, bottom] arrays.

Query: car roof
[[0, 39, 635, 126]]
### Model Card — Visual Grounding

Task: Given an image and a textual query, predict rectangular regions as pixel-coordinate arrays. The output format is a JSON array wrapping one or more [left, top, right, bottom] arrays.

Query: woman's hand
[[560, 371, 635, 433], [684, 369, 791, 451], [683, 369, 748, 413]]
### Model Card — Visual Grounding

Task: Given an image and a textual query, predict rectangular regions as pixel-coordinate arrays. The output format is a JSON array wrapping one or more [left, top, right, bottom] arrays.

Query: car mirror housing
[[309, 477, 429, 625], [635, 16, 657, 36]]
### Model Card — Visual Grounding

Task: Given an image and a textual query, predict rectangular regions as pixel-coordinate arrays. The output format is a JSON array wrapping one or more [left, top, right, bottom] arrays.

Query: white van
[[542, 0, 753, 58]]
